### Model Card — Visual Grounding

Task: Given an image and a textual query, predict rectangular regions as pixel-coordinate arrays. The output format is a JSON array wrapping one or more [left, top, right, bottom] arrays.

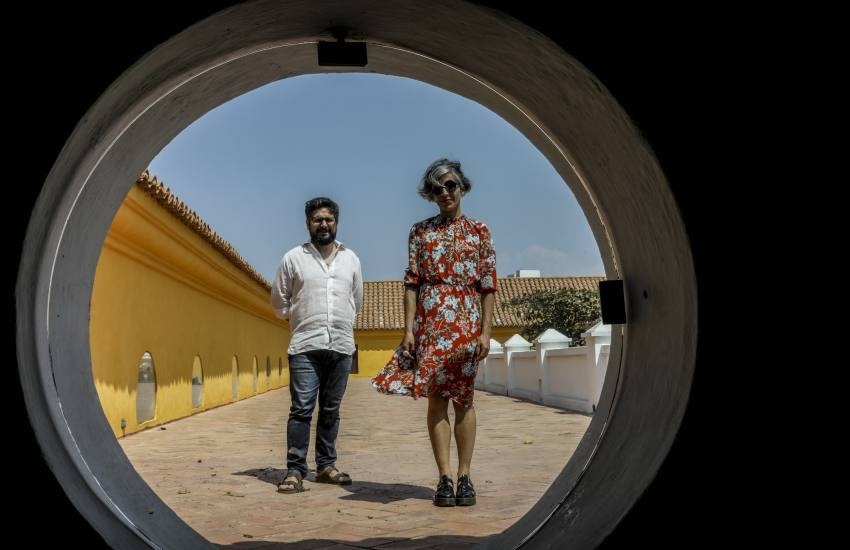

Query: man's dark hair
[[304, 197, 339, 221]]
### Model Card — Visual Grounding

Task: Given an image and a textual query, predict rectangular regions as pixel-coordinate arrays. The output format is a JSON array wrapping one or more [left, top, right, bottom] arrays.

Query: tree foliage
[[507, 289, 601, 346]]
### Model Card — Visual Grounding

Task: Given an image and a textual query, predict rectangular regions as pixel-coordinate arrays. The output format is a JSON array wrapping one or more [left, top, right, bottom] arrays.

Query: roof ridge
[[136, 170, 272, 291]]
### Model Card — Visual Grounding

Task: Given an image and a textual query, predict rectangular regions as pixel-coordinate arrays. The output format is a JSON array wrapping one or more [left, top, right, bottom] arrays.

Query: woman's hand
[[474, 334, 491, 361], [401, 329, 415, 357]]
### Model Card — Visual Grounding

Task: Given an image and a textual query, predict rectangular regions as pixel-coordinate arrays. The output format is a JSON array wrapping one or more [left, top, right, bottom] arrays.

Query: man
[[270, 197, 363, 493]]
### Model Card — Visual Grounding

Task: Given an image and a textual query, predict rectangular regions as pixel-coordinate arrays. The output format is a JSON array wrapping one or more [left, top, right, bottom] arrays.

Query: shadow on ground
[[234, 467, 288, 485], [234, 467, 433, 502], [336, 480, 433, 503]]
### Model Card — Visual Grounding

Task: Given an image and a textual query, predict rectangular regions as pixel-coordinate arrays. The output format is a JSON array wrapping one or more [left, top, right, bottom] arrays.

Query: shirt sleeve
[[403, 224, 421, 288], [477, 223, 498, 294], [270, 256, 291, 319], [353, 255, 364, 314]]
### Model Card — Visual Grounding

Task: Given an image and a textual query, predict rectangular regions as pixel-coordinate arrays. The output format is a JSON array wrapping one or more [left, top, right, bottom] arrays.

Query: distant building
[[507, 269, 542, 278]]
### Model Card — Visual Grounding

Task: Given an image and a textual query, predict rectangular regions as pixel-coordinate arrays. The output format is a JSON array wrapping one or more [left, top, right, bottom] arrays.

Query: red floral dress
[[372, 214, 497, 407]]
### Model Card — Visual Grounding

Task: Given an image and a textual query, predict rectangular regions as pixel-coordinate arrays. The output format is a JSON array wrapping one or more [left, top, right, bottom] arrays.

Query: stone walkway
[[119, 378, 591, 548]]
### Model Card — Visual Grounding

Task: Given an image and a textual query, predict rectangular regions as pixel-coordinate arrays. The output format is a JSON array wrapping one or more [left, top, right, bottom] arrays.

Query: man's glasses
[[430, 179, 459, 196], [310, 216, 336, 225]]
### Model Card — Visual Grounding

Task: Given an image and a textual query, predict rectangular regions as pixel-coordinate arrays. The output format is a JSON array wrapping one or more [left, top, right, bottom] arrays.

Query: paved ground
[[119, 378, 591, 548]]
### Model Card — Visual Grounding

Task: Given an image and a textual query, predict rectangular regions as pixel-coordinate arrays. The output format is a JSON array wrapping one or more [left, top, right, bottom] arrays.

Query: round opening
[[16, 2, 696, 548]]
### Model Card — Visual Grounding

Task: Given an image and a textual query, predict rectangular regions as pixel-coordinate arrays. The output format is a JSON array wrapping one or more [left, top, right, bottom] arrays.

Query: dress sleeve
[[403, 224, 421, 287], [477, 223, 498, 293]]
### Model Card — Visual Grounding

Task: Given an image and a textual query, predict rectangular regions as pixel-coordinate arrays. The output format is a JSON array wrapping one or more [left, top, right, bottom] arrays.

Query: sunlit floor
[[119, 377, 591, 548]]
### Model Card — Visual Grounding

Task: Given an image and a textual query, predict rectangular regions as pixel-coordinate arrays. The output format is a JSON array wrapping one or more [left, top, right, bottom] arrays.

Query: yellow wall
[[353, 330, 401, 377], [90, 186, 290, 437], [353, 328, 521, 378], [491, 327, 520, 344]]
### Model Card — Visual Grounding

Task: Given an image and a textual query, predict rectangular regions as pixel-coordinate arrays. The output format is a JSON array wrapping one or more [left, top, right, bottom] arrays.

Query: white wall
[[475, 325, 611, 413]]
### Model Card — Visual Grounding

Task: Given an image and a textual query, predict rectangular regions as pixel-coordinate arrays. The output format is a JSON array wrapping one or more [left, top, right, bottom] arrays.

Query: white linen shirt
[[270, 241, 363, 355]]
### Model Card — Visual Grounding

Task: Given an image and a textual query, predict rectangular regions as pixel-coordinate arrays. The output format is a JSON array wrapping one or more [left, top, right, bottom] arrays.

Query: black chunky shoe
[[455, 474, 476, 506], [433, 475, 455, 507]]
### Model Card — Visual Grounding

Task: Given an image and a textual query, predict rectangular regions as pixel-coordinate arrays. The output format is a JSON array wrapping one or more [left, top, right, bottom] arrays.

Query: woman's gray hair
[[418, 158, 472, 201]]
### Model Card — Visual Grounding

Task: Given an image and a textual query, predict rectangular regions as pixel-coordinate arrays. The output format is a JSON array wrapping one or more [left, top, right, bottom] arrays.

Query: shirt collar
[[302, 240, 345, 253]]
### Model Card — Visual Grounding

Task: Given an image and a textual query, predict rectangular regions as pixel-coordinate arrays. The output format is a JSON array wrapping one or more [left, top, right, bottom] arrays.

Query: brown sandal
[[277, 470, 306, 493], [315, 466, 352, 485]]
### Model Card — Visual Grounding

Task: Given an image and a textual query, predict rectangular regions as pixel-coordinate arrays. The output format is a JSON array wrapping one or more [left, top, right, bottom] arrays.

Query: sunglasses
[[430, 179, 460, 196]]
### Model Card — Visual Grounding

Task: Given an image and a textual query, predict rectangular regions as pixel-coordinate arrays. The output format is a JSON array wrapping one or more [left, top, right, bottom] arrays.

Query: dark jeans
[[286, 350, 351, 476]]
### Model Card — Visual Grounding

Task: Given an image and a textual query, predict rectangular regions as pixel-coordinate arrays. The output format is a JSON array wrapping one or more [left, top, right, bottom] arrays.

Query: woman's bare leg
[[427, 395, 452, 477], [453, 401, 476, 477]]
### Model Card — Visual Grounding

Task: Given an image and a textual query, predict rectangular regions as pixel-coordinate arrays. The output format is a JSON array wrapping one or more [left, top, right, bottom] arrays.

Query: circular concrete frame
[[15, 1, 696, 548]]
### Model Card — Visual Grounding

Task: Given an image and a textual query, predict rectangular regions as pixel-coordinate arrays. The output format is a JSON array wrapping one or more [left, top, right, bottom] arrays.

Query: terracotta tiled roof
[[356, 276, 605, 330], [357, 280, 407, 330], [492, 276, 604, 327], [135, 171, 272, 291]]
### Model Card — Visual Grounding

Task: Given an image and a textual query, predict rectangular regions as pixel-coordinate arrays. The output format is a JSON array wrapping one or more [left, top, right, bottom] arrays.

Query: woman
[[372, 158, 497, 507]]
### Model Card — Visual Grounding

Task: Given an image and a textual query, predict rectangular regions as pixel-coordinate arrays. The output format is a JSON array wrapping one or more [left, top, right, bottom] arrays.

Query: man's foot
[[277, 469, 306, 493], [315, 466, 353, 485], [433, 475, 455, 507], [455, 474, 476, 506]]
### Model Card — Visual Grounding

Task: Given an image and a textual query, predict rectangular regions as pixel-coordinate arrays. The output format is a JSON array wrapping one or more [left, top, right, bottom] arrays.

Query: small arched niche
[[135, 352, 156, 424], [191, 355, 203, 408]]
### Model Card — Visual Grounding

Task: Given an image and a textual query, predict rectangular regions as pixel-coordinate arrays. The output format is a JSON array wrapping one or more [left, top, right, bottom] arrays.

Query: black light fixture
[[599, 279, 627, 325], [317, 26, 367, 67]]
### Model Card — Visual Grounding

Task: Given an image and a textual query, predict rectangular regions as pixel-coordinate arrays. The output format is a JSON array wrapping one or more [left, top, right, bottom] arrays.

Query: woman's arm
[[401, 286, 418, 355], [475, 221, 497, 360], [475, 292, 495, 360], [401, 224, 421, 355]]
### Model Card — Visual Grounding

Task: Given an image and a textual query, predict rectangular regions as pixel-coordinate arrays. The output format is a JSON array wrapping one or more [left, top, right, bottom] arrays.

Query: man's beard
[[311, 228, 336, 246]]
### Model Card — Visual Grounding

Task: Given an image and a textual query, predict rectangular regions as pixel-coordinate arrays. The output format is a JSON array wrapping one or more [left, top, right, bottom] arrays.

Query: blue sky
[[148, 73, 604, 282]]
